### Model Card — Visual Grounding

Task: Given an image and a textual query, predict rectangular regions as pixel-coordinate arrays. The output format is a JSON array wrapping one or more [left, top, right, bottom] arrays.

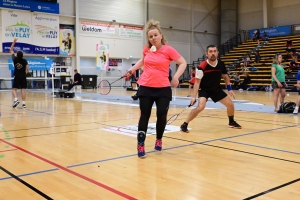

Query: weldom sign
[[81, 21, 116, 35], [2, 10, 32, 53]]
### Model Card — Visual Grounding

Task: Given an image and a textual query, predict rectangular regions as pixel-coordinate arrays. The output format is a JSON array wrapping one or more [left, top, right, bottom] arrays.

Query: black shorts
[[13, 77, 27, 89], [271, 81, 286, 89], [198, 89, 227, 103], [136, 86, 172, 100]]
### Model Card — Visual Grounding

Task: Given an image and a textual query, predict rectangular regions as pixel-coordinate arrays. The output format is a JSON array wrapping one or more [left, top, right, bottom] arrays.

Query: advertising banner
[[81, 21, 115, 35], [250, 25, 291, 38], [31, 13, 59, 54], [60, 24, 75, 56], [2, 10, 32, 53], [96, 41, 109, 70], [0, 0, 59, 14], [9, 58, 53, 70], [119, 25, 143, 39]]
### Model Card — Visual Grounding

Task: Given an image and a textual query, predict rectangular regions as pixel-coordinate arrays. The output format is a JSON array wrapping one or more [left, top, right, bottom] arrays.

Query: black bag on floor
[[277, 102, 296, 113]]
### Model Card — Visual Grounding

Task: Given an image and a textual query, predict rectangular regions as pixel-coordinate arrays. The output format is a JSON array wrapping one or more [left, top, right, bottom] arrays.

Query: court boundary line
[[1, 124, 298, 181], [0, 139, 138, 200], [221, 139, 300, 155], [243, 177, 300, 200], [201, 143, 300, 164], [0, 149, 17, 153], [0, 168, 58, 181], [0, 121, 96, 132], [67, 143, 196, 168], [0, 166, 53, 200], [2, 127, 99, 140]]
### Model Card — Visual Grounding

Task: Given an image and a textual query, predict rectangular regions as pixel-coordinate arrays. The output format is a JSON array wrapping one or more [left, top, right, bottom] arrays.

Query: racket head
[[166, 114, 179, 125], [98, 80, 111, 95]]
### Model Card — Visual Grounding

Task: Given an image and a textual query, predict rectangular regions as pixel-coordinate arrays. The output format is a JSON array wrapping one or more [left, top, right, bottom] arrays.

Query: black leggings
[[138, 96, 170, 140]]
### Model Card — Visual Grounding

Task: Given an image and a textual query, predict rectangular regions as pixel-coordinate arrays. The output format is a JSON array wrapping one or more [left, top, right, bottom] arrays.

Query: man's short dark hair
[[17, 51, 23, 59], [74, 69, 77, 72], [206, 45, 217, 51]]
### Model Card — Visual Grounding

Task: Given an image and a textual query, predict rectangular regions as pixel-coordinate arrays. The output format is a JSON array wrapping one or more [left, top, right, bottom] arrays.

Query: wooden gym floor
[[0, 89, 300, 200]]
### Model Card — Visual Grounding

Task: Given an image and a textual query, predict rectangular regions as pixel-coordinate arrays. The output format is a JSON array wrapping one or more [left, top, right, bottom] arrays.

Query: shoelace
[[138, 145, 144, 152], [156, 140, 162, 147]]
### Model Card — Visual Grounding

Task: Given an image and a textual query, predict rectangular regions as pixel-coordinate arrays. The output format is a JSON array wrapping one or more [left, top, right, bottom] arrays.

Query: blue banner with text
[[250, 25, 291, 38], [0, 0, 59, 14], [8, 58, 53, 70]]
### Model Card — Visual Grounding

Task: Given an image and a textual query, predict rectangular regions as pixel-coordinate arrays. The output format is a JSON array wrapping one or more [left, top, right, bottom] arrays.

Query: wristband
[[227, 84, 232, 91]]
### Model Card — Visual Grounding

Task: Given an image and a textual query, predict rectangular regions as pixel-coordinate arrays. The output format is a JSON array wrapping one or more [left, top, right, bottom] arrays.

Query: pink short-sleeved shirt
[[137, 45, 181, 87]]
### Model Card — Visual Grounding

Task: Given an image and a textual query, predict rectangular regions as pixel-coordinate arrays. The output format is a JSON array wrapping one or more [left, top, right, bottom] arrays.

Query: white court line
[[242, 102, 265, 106], [78, 98, 217, 109]]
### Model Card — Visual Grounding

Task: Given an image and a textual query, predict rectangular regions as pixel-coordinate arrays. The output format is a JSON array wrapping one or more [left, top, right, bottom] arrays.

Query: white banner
[[119, 25, 143, 39], [81, 21, 115, 35], [2, 10, 32, 53], [31, 13, 59, 54]]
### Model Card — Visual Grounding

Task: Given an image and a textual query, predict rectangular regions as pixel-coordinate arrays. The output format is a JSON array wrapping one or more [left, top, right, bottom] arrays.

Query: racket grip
[[189, 99, 197, 107]]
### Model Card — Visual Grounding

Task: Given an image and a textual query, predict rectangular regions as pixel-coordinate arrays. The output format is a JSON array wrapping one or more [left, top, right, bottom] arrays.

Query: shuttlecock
[[287, 94, 289, 96], [150, 45, 157, 52]]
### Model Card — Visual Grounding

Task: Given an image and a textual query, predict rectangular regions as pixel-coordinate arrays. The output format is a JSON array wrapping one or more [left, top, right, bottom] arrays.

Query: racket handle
[[188, 99, 197, 107]]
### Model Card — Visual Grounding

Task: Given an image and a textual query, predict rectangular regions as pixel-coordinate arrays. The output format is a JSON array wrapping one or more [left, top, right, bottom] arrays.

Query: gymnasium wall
[[238, 0, 300, 30], [148, 0, 220, 74]]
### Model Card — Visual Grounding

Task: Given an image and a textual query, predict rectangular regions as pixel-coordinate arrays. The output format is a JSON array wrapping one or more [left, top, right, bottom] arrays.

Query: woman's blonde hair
[[273, 53, 282, 64], [145, 19, 167, 48]]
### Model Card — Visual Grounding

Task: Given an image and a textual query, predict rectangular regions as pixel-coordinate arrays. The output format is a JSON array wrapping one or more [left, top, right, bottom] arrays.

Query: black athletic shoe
[[229, 121, 242, 129], [180, 123, 189, 133]]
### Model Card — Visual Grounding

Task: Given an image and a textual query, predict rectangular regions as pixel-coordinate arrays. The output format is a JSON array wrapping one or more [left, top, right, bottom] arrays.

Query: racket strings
[[167, 114, 178, 125], [98, 80, 111, 95]]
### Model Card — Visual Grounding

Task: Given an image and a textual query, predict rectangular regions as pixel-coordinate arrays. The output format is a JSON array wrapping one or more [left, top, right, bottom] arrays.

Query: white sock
[[295, 106, 299, 110], [14, 98, 18, 101], [22, 101, 25, 104]]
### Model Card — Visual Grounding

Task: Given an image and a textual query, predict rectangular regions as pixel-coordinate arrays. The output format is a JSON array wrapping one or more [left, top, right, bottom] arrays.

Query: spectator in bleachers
[[251, 32, 256, 42], [254, 29, 260, 45], [292, 48, 299, 60], [271, 53, 287, 112], [241, 54, 250, 70], [286, 39, 293, 48], [233, 73, 240, 90], [283, 49, 293, 62], [254, 51, 260, 63], [289, 55, 299, 70], [239, 72, 251, 90], [262, 31, 268, 41]]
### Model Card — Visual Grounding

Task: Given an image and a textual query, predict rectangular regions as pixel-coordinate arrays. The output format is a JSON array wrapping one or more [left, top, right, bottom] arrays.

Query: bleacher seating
[[179, 35, 300, 90], [220, 35, 300, 91]]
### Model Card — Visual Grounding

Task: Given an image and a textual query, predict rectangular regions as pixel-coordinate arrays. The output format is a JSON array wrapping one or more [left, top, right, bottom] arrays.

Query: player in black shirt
[[181, 45, 241, 132], [11, 38, 30, 108], [68, 69, 82, 91]]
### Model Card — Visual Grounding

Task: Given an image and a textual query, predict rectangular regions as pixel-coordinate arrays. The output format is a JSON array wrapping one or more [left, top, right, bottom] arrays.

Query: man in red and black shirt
[[181, 45, 241, 132]]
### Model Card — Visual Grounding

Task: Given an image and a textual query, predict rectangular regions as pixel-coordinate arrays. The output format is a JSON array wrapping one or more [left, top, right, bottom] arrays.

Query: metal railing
[[218, 34, 242, 57]]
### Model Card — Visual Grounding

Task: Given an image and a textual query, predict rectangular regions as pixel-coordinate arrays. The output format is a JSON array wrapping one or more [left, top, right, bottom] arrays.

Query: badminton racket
[[166, 101, 196, 125], [98, 75, 126, 95]]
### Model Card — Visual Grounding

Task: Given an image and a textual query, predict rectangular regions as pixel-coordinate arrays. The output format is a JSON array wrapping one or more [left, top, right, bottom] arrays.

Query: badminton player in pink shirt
[[126, 19, 187, 158]]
